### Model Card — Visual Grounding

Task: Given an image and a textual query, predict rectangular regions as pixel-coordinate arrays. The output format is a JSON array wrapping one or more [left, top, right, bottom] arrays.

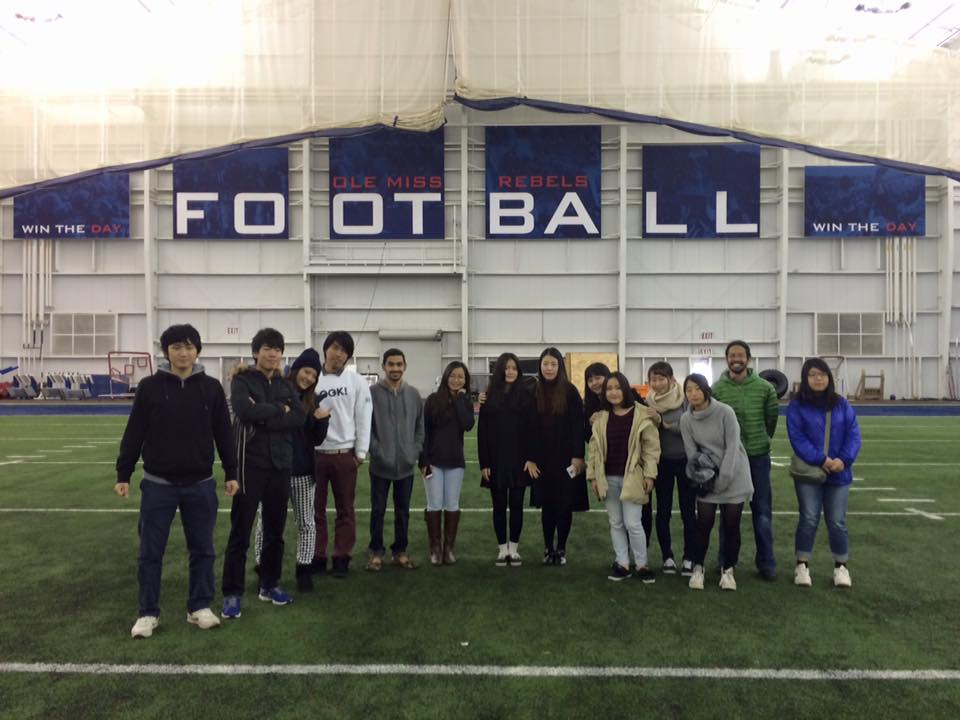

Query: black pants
[[693, 501, 744, 570], [490, 484, 526, 544], [653, 456, 698, 562], [541, 505, 573, 551], [222, 466, 291, 596]]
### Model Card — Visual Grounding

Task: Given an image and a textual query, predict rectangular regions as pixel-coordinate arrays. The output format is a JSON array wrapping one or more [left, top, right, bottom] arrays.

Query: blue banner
[[173, 148, 288, 239], [14, 173, 129, 239], [329, 129, 444, 240], [642, 144, 760, 238], [804, 166, 925, 237], [485, 126, 601, 239]]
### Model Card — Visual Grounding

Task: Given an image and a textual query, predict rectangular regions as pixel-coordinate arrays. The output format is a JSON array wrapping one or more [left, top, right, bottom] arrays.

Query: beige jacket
[[586, 403, 661, 504]]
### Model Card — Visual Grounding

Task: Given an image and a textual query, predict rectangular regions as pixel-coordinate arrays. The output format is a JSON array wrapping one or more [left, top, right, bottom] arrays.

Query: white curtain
[[2, 0, 959, 193]]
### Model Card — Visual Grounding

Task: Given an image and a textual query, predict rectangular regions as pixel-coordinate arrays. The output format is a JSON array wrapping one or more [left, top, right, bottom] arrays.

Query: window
[[50, 313, 117, 356], [816, 312, 883, 356]]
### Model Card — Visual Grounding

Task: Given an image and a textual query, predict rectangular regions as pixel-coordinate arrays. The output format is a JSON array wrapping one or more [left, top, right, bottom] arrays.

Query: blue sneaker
[[221, 595, 241, 619], [258, 586, 294, 606]]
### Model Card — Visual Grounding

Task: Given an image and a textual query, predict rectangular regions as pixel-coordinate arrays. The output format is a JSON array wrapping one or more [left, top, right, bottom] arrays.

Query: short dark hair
[[603, 372, 635, 410], [647, 361, 674, 380], [683, 373, 713, 403], [382, 348, 405, 366], [584, 362, 611, 384], [725, 340, 751, 358], [251, 327, 285, 356], [160, 324, 202, 358], [323, 331, 355, 360]]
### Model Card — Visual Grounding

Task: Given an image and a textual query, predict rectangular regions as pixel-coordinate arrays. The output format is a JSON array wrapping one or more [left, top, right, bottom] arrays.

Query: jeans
[[604, 475, 649, 569], [369, 473, 414, 556], [795, 481, 850, 563], [653, 456, 697, 562], [423, 466, 465, 511], [137, 478, 218, 617], [722, 454, 776, 573]]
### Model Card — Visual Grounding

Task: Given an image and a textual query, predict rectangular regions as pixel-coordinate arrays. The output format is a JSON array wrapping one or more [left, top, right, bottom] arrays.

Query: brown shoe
[[425, 510, 443, 566], [442, 510, 461, 565], [391, 553, 417, 570], [365, 555, 383, 572]]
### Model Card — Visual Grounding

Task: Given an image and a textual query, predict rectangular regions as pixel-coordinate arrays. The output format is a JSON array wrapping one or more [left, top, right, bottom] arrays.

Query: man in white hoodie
[[312, 331, 373, 578]]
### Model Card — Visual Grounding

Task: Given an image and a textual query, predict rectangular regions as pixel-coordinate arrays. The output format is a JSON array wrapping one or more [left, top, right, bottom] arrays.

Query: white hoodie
[[314, 367, 373, 459]]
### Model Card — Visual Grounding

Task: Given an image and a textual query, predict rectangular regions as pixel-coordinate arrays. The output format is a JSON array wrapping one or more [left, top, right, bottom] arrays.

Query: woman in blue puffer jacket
[[787, 358, 862, 589]]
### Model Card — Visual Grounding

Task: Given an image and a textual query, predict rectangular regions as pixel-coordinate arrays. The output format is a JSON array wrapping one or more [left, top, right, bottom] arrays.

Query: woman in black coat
[[478, 353, 532, 567], [524, 347, 587, 566]]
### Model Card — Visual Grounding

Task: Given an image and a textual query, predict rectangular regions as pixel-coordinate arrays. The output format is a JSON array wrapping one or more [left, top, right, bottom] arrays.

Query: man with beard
[[711, 340, 779, 581]]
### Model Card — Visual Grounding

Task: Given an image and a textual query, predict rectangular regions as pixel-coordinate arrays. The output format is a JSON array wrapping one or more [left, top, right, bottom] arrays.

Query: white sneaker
[[719, 567, 737, 591], [496, 544, 509, 567], [794, 563, 812, 587], [187, 607, 222, 630], [508, 542, 522, 566], [833, 565, 852, 588], [131, 615, 159, 639], [688, 565, 705, 590]]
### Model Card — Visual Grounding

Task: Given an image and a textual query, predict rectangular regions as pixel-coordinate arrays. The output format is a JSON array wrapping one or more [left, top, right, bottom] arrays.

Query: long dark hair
[[797, 357, 838, 409], [535, 347, 570, 416], [286, 366, 318, 414], [426, 361, 472, 420], [603, 372, 635, 411], [486, 352, 522, 408], [683, 373, 713, 405]]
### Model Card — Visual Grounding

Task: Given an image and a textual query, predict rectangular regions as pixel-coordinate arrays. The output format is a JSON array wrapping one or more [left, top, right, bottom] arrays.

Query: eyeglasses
[[807, 371, 828, 379]]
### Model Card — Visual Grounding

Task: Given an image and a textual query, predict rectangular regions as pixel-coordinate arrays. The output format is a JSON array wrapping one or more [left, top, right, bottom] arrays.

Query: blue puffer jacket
[[786, 396, 862, 486]]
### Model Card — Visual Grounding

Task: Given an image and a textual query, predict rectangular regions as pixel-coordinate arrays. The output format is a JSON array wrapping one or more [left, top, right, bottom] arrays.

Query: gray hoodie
[[679, 399, 753, 505], [369, 379, 425, 480]]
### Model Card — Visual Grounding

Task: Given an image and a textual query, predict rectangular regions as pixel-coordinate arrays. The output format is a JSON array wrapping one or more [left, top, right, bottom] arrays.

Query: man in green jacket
[[712, 340, 779, 580]]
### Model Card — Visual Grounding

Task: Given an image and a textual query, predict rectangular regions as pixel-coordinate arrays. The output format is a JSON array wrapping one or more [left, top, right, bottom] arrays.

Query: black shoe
[[555, 549, 567, 566], [759, 568, 777, 582], [295, 564, 314, 592], [331, 556, 349, 578], [607, 563, 631, 582], [543, 548, 554, 565], [311, 557, 327, 576], [635, 566, 657, 584]]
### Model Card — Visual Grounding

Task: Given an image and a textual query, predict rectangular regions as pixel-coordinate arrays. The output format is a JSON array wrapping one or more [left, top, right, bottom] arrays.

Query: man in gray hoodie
[[367, 348, 425, 570]]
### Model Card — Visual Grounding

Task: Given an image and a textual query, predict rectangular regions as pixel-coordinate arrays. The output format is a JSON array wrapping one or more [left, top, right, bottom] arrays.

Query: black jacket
[[116, 365, 236, 485], [478, 383, 533, 490], [526, 381, 588, 511], [231, 367, 306, 474], [421, 391, 475, 469], [292, 399, 329, 476]]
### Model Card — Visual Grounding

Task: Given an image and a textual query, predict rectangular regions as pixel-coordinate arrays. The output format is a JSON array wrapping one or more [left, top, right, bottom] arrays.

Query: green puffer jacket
[[711, 369, 778, 456]]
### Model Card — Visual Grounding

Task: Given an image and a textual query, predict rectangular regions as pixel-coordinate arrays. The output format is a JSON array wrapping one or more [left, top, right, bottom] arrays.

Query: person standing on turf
[[711, 340, 779, 580], [312, 331, 373, 579], [115, 324, 237, 639], [221, 328, 305, 618]]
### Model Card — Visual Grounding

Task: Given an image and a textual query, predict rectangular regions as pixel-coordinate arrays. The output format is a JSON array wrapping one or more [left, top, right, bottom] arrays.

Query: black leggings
[[541, 505, 573, 551], [490, 484, 526, 544], [693, 501, 744, 569]]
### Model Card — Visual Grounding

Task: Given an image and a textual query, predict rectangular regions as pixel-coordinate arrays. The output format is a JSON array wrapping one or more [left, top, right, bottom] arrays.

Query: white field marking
[[771, 461, 787, 468], [1, 662, 959, 681], [0, 461, 23, 466], [41, 449, 72, 453], [62, 445, 97, 449], [877, 498, 936, 503], [905, 508, 945, 521], [5, 455, 46, 459], [2, 461, 114, 464], [856, 463, 957, 466], [1, 508, 958, 518], [849, 487, 896, 492], [0, 438, 122, 441]]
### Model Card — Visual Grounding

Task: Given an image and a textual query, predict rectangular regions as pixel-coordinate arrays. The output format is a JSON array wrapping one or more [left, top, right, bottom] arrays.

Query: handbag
[[789, 410, 832, 484]]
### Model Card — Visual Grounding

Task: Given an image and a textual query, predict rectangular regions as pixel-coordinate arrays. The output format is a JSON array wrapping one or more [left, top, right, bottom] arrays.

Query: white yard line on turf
[[877, 498, 935, 503], [0, 662, 959, 681], [849, 487, 896, 492], [5, 455, 45, 459], [905, 508, 945, 521]]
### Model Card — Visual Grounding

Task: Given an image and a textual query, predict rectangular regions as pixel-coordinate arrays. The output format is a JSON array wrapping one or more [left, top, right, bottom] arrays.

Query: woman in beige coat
[[586, 372, 661, 583]]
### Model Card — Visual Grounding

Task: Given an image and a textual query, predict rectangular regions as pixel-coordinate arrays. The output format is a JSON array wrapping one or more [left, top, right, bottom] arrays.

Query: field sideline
[[0, 413, 958, 719]]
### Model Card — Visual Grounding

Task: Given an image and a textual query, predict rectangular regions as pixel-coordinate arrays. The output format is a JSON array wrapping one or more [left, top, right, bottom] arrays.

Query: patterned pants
[[254, 474, 316, 565]]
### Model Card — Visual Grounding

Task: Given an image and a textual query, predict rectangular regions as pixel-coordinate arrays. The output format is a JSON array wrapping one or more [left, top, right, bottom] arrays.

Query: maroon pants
[[314, 452, 358, 560]]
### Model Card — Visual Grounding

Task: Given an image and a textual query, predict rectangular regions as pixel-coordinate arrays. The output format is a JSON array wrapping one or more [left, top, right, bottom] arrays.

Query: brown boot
[[442, 510, 461, 565], [425, 510, 443, 566]]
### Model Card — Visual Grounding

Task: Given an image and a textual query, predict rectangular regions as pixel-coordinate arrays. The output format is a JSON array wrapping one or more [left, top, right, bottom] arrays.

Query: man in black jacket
[[115, 324, 237, 639], [221, 328, 306, 619]]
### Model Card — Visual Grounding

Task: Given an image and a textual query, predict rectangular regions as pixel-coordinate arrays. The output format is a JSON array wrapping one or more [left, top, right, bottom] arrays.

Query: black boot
[[296, 563, 314, 592], [310, 556, 327, 576]]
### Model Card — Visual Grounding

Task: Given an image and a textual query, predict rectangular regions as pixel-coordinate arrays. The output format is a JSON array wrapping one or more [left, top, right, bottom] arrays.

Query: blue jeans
[[423, 466, 465, 511], [604, 476, 648, 568], [138, 478, 218, 617], [794, 481, 850, 563], [369, 473, 414, 556]]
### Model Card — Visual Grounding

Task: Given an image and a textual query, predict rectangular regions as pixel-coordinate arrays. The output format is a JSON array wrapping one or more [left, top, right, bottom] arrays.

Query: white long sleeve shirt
[[314, 368, 373, 459]]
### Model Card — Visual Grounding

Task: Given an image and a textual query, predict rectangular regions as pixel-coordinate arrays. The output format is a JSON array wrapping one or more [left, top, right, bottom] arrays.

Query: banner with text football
[[329, 128, 444, 240], [804, 166, 925, 237], [14, 173, 130, 239], [642, 144, 760, 238], [173, 148, 289, 239], [485, 126, 601, 239]]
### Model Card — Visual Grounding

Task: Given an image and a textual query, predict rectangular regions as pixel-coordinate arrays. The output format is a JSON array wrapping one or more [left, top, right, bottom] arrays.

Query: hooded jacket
[[369, 379, 425, 480], [586, 402, 661, 504], [116, 363, 236, 485]]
